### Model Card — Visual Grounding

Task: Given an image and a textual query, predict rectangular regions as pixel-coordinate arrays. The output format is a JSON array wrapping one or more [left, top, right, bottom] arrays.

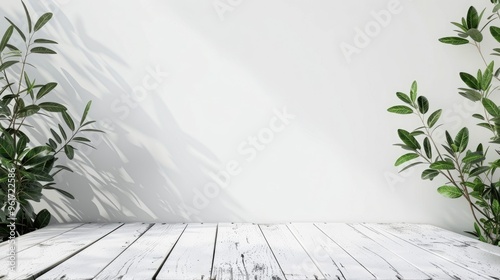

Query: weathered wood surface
[[371, 223, 500, 279], [0, 223, 497, 280], [156, 223, 216, 280], [211, 223, 285, 280], [260, 224, 324, 280], [316, 223, 431, 280], [38, 223, 151, 280], [93, 223, 186, 280], [288, 223, 375, 280], [0, 223, 122, 280], [355, 224, 491, 280], [0, 223, 82, 257]]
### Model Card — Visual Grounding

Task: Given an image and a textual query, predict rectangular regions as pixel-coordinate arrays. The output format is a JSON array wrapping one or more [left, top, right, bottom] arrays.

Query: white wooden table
[[0, 223, 499, 280]]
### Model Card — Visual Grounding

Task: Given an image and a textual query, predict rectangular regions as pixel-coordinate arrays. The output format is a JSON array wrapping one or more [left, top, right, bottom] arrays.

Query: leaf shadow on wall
[[22, 2, 243, 223]]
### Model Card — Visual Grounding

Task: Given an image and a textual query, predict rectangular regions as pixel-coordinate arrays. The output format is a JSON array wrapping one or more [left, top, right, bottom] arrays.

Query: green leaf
[[81, 128, 105, 133], [423, 137, 432, 158], [477, 122, 494, 131], [36, 82, 57, 100], [50, 129, 61, 144], [437, 185, 463, 199], [80, 101, 92, 125], [38, 102, 67, 112], [62, 111, 75, 131], [427, 109, 442, 128], [482, 61, 494, 90], [31, 47, 56, 54], [493, 199, 500, 216], [458, 88, 482, 102], [417, 96, 429, 114], [22, 146, 50, 165], [21, 1, 32, 33], [491, 26, 500, 43], [472, 113, 485, 120], [482, 98, 500, 117], [396, 92, 412, 105], [33, 209, 51, 229], [470, 166, 490, 177], [0, 61, 18, 72], [410, 130, 425, 137], [73, 136, 91, 143], [399, 162, 423, 173], [0, 26, 13, 52], [397, 129, 421, 150], [430, 161, 455, 170], [16, 135, 27, 155], [64, 145, 74, 160], [33, 38, 58, 44], [44, 186, 74, 199], [58, 124, 67, 140], [387, 105, 413, 114], [17, 104, 40, 118], [410, 81, 417, 102], [4, 18, 26, 42], [438, 37, 469, 45], [0, 136, 15, 159], [466, 28, 483, 42], [454, 127, 469, 153], [394, 153, 419, 166], [54, 165, 73, 173], [422, 169, 439, 180], [460, 72, 479, 90], [34, 13, 53, 32], [467, 6, 479, 29], [462, 152, 484, 164]]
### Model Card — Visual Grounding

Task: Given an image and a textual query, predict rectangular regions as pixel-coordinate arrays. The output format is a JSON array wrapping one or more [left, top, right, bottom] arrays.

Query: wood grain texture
[[355, 224, 491, 280], [316, 223, 431, 280], [211, 223, 285, 280], [372, 223, 500, 279], [0, 223, 122, 280], [93, 223, 186, 280], [156, 223, 216, 280], [38, 223, 152, 280], [288, 223, 375, 280], [260, 224, 324, 280], [0, 223, 82, 257]]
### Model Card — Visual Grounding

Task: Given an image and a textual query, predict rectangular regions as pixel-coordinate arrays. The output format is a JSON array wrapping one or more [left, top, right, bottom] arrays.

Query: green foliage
[[0, 2, 102, 240], [389, 3, 500, 246]]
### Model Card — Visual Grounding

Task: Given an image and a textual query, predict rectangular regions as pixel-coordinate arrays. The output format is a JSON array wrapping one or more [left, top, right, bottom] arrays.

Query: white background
[[1, 0, 491, 233]]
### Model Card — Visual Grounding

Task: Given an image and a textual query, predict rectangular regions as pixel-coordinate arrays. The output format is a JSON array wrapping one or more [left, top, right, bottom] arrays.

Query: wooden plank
[[372, 223, 500, 279], [156, 223, 217, 280], [406, 223, 500, 257], [94, 223, 186, 280], [259, 224, 324, 280], [0, 223, 122, 280], [0, 223, 83, 256], [38, 223, 152, 280], [210, 223, 285, 280], [288, 223, 375, 280], [316, 223, 431, 280], [355, 224, 491, 280]]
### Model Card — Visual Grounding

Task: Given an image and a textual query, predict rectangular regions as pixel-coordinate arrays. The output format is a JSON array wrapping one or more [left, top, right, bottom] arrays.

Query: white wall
[[1, 0, 489, 233]]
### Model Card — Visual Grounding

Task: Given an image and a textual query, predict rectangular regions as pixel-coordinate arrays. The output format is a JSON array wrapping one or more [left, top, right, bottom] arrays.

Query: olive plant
[[0, 2, 102, 240], [389, 2, 500, 245]]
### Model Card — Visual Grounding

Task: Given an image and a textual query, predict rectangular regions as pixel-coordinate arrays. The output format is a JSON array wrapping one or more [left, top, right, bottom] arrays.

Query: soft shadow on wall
[[15, 1, 244, 223]]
